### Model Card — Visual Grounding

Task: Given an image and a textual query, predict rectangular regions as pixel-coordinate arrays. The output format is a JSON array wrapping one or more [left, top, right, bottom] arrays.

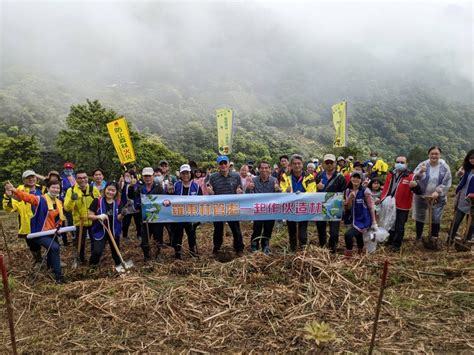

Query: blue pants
[[33, 236, 62, 280]]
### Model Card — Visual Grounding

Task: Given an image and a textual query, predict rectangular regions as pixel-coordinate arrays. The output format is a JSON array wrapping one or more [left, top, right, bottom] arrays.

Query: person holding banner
[[316, 154, 347, 253], [280, 154, 317, 252], [4, 179, 66, 283], [64, 170, 101, 263], [247, 160, 281, 254], [171, 164, 202, 259], [128, 167, 166, 261], [2, 170, 45, 267], [207, 155, 245, 257], [343, 171, 377, 257]]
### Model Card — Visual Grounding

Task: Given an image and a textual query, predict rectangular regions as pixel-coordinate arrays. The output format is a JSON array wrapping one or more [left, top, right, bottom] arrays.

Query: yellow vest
[[64, 184, 100, 226], [2, 185, 42, 235], [280, 173, 317, 193]]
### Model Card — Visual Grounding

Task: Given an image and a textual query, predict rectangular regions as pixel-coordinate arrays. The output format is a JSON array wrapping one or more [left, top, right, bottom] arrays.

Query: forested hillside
[[0, 66, 472, 180]]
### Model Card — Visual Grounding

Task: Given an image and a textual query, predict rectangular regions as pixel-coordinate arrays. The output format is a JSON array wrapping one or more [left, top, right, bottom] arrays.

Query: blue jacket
[[91, 197, 121, 241], [456, 171, 474, 196], [174, 180, 200, 196]]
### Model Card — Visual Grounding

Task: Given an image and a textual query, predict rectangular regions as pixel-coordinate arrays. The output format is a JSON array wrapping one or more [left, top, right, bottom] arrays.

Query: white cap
[[142, 167, 154, 176], [179, 164, 191, 173], [337, 156, 345, 161], [307, 163, 316, 169], [22, 170, 37, 179], [323, 154, 336, 162]]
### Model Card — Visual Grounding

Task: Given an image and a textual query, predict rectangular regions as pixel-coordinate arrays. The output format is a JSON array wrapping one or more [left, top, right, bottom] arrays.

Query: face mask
[[125, 177, 131, 184], [64, 169, 74, 176], [395, 163, 407, 171], [154, 176, 163, 185]]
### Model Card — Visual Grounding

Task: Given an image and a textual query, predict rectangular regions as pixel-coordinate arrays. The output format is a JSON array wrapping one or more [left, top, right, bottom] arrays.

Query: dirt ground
[[0, 195, 473, 353]]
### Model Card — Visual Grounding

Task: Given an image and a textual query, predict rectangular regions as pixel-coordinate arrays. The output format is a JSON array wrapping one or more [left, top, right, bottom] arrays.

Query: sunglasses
[[219, 161, 228, 165], [325, 161, 334, 164]]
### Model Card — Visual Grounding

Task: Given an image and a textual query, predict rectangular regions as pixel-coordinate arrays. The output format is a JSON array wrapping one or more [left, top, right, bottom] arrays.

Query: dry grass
[[0, 194, 473, 353]]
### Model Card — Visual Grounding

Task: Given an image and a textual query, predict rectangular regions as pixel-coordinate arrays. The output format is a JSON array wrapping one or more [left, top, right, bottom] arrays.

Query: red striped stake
[[369, 259, 389, 355], [0, 254, 17, 355]]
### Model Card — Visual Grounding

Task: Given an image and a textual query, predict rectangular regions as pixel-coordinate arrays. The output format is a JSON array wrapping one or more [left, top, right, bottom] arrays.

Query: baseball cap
[[216, 155, 229, 163], [347, 156, 354, 160], [337, 156, 345, 161], [63, 162, 74, 169], [22, 170, 37, 179], [323, 154, 336, 162], [142, 167, 154, 176], [351, 171, 363, 178], [179, 164, 192, 173], [312, 158, 319, 163], [158, 159, 169, 166]]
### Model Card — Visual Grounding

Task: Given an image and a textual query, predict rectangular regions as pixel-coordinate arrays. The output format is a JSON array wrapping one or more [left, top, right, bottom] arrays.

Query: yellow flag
[[332, 101, 347, 148], [216, 108, 233, 155], [106, 117, 136, 165]]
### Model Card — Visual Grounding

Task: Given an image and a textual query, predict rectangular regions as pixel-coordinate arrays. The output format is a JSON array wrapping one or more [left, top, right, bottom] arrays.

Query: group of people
[[2, 147, 473, 284]]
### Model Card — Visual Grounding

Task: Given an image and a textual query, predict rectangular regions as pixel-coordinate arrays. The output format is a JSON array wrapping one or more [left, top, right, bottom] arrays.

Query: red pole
[[0, 254, 18, 355], [369, 259, 389, 355]]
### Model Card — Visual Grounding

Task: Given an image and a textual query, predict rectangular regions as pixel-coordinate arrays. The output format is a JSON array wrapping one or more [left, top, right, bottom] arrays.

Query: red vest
[[380, 171, 415, 210]]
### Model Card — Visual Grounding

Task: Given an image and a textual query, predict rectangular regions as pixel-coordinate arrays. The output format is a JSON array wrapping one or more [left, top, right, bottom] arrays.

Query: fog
[[0, 0, 472, 101]]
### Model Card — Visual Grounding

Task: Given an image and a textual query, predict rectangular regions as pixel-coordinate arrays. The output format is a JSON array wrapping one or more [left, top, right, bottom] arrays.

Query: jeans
[[171, 222, 197, 254], [90, 236, 121, 266], [33, 236, 62, 280], [344, 226, 364, 251], [213, 221, 244, 252], [389, 209, 410, 248], [416, 221, 440, 239], [287, 221, 308, 251], [122, 212, 142, 239], [251, 220, 275, 250], [449, 208, 473, 241], [316, 221, 341, 251]]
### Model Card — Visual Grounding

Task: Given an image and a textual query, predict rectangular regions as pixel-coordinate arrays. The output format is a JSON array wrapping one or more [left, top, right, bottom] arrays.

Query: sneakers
[[236, 251, 244, 257], [263, 246, 271, 256], [344, 250, 353, 258]]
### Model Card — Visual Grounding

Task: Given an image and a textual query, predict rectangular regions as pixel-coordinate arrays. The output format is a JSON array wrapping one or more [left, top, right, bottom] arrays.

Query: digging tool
[[368, 260, 389, 355], [454, 197, 473, 252], [422, 196, 439, 250], [100, 219, 133, 272], [71, 219, 84, 269], [446, 192, 460, 251]]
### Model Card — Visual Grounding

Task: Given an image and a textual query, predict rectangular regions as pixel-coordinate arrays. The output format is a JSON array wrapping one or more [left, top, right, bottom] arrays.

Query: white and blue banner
[[141, 193, 343, 223]]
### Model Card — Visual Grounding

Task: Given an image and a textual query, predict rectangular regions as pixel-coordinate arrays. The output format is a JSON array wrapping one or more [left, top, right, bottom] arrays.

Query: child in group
[[368, 178, 382, 214]]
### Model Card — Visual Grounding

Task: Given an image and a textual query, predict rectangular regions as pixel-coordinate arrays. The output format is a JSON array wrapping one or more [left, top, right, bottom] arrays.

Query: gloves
[[71, 192, 79, 201], [97, 214, 108, 221]]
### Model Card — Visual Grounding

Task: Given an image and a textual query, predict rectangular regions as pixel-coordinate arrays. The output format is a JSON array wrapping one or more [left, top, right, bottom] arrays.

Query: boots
[[31, 249, 42, 265], [344, 249, 353, 258]]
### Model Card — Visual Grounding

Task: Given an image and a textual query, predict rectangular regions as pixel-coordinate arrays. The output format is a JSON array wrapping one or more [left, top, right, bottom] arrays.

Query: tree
[[57, 99, 125, 176], [0, 133, 41, 184]]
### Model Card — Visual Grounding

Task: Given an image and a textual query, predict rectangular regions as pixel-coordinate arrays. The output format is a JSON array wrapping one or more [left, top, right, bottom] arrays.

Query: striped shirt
[[209, 171, 241, 195]]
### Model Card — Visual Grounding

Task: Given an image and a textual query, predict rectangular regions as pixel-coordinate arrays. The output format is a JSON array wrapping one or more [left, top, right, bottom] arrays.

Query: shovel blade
[[124, 260, 134, 269]]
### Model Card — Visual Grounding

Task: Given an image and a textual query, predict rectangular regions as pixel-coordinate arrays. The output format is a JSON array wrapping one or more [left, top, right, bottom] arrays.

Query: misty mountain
[[0, 1, 472, 166]]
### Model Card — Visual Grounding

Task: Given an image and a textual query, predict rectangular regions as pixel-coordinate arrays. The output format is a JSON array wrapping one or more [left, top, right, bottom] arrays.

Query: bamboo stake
[[0, 254, 18, 355]]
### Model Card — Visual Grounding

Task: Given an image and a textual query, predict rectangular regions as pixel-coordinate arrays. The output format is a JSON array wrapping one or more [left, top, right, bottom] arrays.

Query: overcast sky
[[0, 1, 472, 91]]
